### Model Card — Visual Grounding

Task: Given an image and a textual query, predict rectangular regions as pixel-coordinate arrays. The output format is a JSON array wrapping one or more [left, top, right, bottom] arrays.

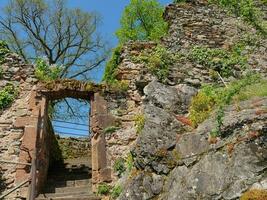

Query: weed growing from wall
[[113, 158, 126, 177], [132, 45, 180, 82], [97, 183, 111, 195], [0, 85, 18, 110], [35, 58, 62, 81], [134, 114, 145, 134], [111, 185, 123, 199], [189, 45, 248, 77]]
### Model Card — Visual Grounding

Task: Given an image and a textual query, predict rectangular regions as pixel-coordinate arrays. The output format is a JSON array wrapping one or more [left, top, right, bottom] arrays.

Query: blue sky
[[67, 0, 172, 82], [0, 0, 172, 82], [0, 0, 172, 137]]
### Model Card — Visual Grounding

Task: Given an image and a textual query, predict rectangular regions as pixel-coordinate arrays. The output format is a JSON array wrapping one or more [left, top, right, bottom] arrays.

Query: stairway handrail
[[0, 160, 32, 166], [28, 148, 37, 200]]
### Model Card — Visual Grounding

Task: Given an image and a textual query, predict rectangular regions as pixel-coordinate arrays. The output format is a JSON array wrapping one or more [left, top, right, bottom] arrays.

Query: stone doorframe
[[15, 82, 115, 197]]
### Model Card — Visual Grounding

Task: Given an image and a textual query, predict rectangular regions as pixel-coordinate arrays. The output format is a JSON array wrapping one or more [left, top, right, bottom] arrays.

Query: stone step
[[44, 185, 92, 194], [36, 191, 93, 199], [55, 185, 91, 193], [35, 194, 101, 200], [46, 179, 90, 188]]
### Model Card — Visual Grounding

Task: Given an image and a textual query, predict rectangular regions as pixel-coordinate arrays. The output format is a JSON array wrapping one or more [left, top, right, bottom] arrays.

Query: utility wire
[[52, 119, 89, 127], [55, 131, 89, 137], [53, 125, 89, 132]]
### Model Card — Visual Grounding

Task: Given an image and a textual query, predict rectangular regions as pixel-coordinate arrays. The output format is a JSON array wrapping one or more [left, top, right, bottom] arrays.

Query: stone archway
[[14, 80, 115, 198]]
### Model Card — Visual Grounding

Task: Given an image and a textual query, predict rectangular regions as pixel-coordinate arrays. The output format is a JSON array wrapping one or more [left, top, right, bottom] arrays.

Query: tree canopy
[[0, 0, 107, 79], [116, 0, 168, 43]]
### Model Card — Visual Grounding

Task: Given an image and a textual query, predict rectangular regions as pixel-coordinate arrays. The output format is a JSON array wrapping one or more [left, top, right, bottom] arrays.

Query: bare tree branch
[[0, 0, 107, 80]]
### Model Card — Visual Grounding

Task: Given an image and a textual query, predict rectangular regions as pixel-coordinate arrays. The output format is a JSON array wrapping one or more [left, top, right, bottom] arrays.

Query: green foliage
[[234, 80, 267, 101], [189, 45, 248, 77], [116, 0, 168, 43], [189, 91, 215, 127], [133, 45, 179, 81], [134, 114, 145, 134], [209, 0, 267, 35], [210, 106, 225, 138], [0, 85, 18, 110], [173, 0, 187, 3], [111, 185, 123, 199], [104, 126, 120, 134], [189, 74, 261, 128], [35, 58, 62, 81], [0, 41, 9, 62], [113, 158, 126, 177], [108, 80, 129, 93], [103, 45, 123, 82], [126, 153, 134, 171], [97, 183, 110, 195]]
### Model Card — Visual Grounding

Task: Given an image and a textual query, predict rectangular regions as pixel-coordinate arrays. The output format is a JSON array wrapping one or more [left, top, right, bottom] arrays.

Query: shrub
[[103, 45, 123, 82], [240, 189, 267, 200], [35, 58, 62, 81], [189, 45, 248, 77], [116, 0, 168, 43], [113, 158, 126, 177], [0, 85, 18, 110], [134, 114, 145, 134], [189, 90, 216, 127], [0, 41, 9, 63], [111, 185, 123, 199], [189, 74, 261, 127], [108, 80, 129, 93], [133, 45, 180, 81], [97, 183, 110, 195]]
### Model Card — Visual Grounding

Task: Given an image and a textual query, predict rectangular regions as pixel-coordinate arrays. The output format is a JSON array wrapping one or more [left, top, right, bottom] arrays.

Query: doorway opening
[[37, 97, 94, 198]]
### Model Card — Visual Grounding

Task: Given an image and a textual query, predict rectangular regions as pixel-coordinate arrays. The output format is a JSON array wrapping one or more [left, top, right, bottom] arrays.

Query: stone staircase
[[36, 158, 100, 200]]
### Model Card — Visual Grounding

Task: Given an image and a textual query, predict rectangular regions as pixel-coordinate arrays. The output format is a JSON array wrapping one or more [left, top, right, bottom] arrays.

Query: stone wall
[[162, 2, 267, 85], [0, 53, 37, 198], [56, 136, 91, 160]]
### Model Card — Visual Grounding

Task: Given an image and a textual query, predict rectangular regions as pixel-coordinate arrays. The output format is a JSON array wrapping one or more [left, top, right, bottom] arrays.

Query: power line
[[52, 119, 89, 127], [53, 125, 89, 132], [55, 131, 89, 137]]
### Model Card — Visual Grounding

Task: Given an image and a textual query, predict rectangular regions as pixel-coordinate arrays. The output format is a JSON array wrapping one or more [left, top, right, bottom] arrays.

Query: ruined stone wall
[[56, 136, 91, 160], [0, 53, 37, 198], [162, 2, 267, 85], [0, 53, 55, 199]]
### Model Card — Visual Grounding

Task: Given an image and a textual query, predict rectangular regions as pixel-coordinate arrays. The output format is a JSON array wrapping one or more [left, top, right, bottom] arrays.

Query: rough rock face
[[133, 81, 196, 174], [119, 92, 267, 200], [116, 2, 267, 200], [163, 98, 267, 200]]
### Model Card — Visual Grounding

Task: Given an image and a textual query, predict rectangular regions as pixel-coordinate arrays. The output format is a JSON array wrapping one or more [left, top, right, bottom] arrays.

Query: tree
[[0, 0, 107, 79], [116, 0, 168, 43]]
